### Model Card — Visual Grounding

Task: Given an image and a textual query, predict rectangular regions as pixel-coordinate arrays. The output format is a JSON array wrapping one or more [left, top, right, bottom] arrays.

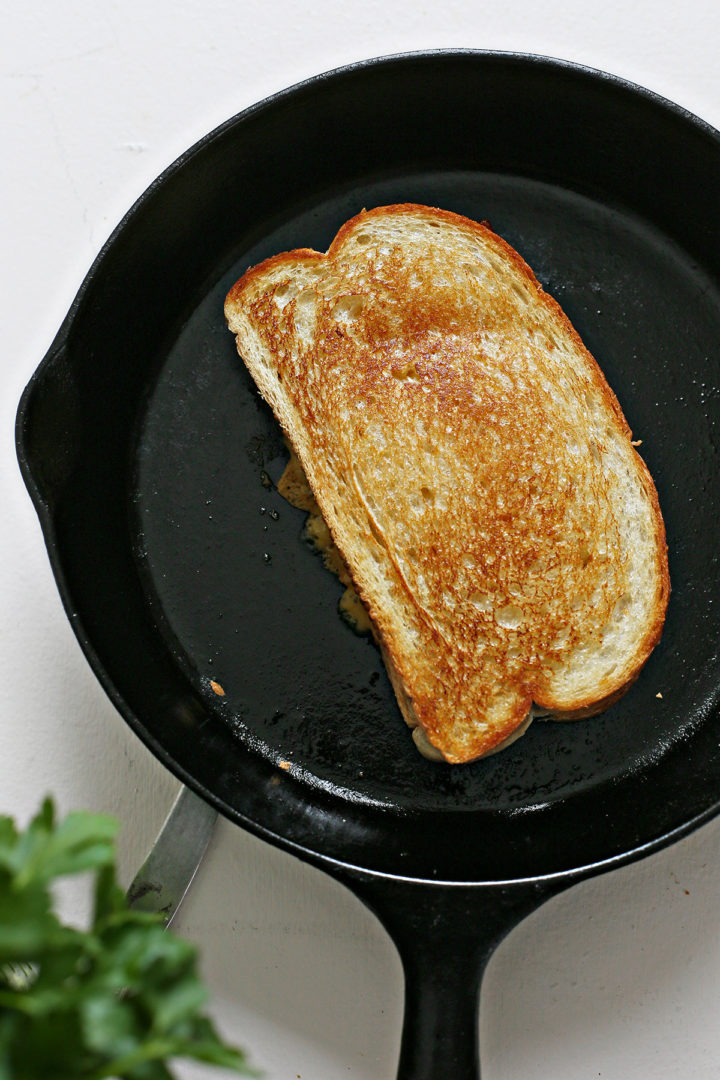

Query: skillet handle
[[346, 874, 562, 1080]]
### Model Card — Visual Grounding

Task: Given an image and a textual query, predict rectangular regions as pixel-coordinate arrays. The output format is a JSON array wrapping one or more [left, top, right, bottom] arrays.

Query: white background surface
[[3, 4, 720, 1078]]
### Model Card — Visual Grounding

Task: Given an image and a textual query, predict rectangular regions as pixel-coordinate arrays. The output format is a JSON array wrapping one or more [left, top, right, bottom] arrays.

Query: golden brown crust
[[225, 204, 670, 763]]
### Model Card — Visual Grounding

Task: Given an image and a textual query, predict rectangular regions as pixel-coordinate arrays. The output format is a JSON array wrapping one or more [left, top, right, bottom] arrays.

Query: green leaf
[[14, 810, 118, 889], [91, 1034, 254, 1079], [0, 1012, 16, 1080], [0, 819, 19, 872], [170, 1037, 255, 1071], [0, 799, 256, 1077], [102, 922, 195, 985], [93, 863, 129, 923], [9, 799, 55, 879], [81, 993, 143, 1058], [29, 939, 91, 990], [148, 977, 208, 1034], [2, 1008, 100, 1079], [0, 887, 83, 965], [124, 1061, 174, 1080]]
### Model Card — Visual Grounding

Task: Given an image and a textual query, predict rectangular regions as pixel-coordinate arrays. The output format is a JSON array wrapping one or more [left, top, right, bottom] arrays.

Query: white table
[[3, 5, 720, 1078]]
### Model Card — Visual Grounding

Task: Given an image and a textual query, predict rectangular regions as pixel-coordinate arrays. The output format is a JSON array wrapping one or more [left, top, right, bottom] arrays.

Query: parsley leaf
[[0, 800, 255, 1078]]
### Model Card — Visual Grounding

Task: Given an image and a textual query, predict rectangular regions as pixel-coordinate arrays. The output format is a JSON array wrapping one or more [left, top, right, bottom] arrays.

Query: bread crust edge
[[225, 204, 670, 765]]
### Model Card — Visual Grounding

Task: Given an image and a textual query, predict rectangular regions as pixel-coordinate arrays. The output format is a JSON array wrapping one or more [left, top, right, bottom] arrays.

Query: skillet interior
[[18, 52, 720, 884]]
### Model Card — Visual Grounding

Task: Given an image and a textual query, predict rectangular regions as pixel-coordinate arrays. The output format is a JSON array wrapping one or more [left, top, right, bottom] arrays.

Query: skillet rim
[[15, 47, 720, 887]]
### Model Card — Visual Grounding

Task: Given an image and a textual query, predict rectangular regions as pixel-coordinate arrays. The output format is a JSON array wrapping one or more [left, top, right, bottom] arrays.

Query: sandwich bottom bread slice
[[225, 204, 669, 764]]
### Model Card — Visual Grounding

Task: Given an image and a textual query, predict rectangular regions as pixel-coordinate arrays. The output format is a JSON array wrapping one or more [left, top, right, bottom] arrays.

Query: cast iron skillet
[[16, 51, 720, 1078]]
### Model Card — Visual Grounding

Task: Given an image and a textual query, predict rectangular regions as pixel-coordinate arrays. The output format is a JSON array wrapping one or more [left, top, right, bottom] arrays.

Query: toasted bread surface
[[225, 204, 669, 763]]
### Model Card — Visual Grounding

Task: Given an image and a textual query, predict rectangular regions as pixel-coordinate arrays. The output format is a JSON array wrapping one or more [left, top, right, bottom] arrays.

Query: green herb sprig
[[0, 798, 255, 1079]]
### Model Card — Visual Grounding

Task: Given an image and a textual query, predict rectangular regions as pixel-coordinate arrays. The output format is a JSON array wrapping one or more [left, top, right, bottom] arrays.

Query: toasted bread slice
[[225, 205, 669, 764]]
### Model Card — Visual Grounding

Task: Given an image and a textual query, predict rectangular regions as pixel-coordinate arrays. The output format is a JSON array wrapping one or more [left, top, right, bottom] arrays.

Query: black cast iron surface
[[16, 52, 720, 1077]]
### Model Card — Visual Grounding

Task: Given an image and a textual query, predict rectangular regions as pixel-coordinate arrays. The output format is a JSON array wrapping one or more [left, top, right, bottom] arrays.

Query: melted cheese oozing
[[277, 449, 373, 636]]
